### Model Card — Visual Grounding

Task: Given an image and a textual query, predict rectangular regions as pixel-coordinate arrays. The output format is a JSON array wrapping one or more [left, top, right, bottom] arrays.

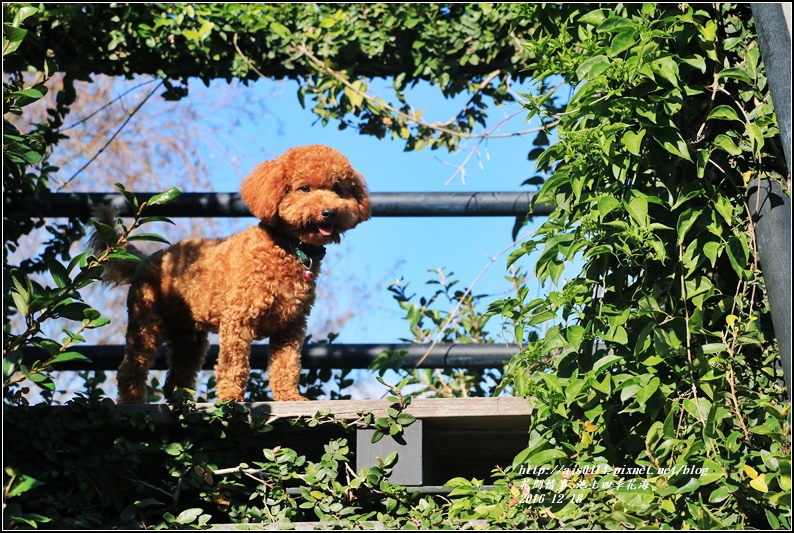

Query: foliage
[[3, 4, 72, 276], [4, 3, 541, 154], [371, 268, 526, 399], [488, 3, 791, 529], [3, 5, 179, 407], [3, 388, 435, 529], [3, 2, 791, 531]]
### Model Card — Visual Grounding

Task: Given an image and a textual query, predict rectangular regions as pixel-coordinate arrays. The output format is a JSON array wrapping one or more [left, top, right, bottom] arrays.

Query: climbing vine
[[3, 2, 791, 530], [488, 3, 790, 528]]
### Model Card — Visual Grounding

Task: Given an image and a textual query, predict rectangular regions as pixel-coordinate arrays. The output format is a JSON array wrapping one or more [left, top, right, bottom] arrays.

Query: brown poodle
[[92, 145, 371, 403]]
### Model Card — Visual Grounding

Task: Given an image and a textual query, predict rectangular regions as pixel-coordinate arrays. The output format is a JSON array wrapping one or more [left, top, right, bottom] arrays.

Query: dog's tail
[[89, 205, 147, 285]]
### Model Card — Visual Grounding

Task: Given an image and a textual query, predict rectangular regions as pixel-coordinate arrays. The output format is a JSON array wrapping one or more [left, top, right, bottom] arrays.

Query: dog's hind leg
[[163, 330, 209, 401], [117, 284, 163, 404], [117, 317, 163, 404]]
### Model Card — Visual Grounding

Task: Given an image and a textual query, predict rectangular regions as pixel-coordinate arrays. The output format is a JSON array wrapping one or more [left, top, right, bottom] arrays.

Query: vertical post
[[750, 4, 792, 394], [748, 180, 792, 394]]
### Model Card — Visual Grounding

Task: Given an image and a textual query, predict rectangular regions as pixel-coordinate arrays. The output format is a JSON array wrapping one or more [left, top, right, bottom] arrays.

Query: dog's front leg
[[215, 322, 253, 402], [268, 326, 308, 401]]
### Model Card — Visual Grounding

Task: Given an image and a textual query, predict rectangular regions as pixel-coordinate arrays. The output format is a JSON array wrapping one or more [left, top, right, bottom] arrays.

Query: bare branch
[[57, 79, 165, 190]]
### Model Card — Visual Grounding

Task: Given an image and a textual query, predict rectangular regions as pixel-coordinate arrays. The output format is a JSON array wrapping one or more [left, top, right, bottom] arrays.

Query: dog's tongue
[[318, 224, 335, 237]]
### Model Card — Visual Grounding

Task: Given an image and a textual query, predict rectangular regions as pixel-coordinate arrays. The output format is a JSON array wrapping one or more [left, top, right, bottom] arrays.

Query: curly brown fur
[[92, 145, 371, 403]]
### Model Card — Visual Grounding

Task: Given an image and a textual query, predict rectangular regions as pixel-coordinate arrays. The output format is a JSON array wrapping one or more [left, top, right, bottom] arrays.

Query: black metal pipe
[[751, 3, 791, 170], [749, 4, 791, 395], [748, 179, 792, 394], [5, 192, 553, 218], [20, 343, 519, 371]]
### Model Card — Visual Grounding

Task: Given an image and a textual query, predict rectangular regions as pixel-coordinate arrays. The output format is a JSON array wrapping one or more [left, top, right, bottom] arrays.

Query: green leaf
[[707, 105, 741, 122], [92, 221, 119, 246], [396, 413, 416, 425], [127, 233, 171, 245], [49, 259, 70, 288], [624, 195, 648, 227], [635, 376, 660, 406], [718, 67, 752, 85], [525, 448, 567, 467], [610, 30, 637, 56], [726, 234, 749, 278], [269, 21, 291, 39], [593, 354, 623, 376], [147, 188, 181, 206], [713, 134, 742, 156], [138, 216, 176, 226], [596, 16, 636, 33], [8, 87, 47, 100], [700, 20, 718, 42], [175, 508, 204, 524], [699, 459, 726, 485], [344, 80, 366, 109], [712, 195, 733, 225], [114, 183, 139, 210], [566, 325, 585, 350], [49, 351, 91, 365], [676, 208, 701, 246], [576, 55, 610, 81], [578, 9, 606, 26], [655, 128, 691, 161], [11, 289, 29, 317], [699, 343, 726, 355], [602, 325, 628, 345], [5, 473, 43, 499], [650, 56, 680, 87], [745, 122, 764, 158], [621, 129, 645, 155], [598, 196, 620, 220], [702, 241, 721, 267]]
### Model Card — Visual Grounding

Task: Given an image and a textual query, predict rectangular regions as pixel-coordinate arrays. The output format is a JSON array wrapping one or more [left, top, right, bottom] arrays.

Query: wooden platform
[[115, 397, 535, 487], [115, 396, 534, 424]]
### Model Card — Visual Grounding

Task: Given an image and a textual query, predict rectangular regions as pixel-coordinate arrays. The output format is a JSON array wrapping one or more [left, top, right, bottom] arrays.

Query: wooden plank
[[114, 396, 535, 424]]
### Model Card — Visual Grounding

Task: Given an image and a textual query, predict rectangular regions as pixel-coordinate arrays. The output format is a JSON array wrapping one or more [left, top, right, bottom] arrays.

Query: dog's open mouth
[[317, 223, 335, 237]]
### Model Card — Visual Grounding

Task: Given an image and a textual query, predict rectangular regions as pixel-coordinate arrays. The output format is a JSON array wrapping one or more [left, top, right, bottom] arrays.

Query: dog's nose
[[322, 208, 337, 221]]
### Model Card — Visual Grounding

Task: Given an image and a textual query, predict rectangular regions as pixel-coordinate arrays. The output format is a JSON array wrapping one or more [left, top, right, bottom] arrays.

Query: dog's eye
[[332, 184, 344, 197], [298, 185, 311, 193]]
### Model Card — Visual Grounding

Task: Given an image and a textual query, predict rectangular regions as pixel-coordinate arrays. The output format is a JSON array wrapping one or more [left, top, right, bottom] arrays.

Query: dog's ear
[[350, 171, 372, 222], [241, 158, 287, 222]]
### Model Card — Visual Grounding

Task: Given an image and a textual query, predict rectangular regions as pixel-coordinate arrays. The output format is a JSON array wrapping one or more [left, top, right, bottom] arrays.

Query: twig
[[57, 79, 165, 191], [295, 44, 544, 141], [59, 78, 162, 132], [121, 474, 174, 499], [678, 244, 721, 458], [414, 231, 534, 369], [678, 244, 706, 425], [695, 71, 721, 143], [442, 107, 535, 186], [232, 33, 269, 79]]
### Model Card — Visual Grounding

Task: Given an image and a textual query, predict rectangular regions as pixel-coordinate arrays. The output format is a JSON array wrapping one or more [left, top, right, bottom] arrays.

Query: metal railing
[[10, 190, 548, 370], [21, 343, 521, 371], [8, 191, 553, 218]]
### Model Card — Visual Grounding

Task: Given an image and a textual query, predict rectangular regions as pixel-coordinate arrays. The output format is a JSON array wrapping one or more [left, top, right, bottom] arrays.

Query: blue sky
[[17, 73, 574, 401], [181, 76, 553, 345]]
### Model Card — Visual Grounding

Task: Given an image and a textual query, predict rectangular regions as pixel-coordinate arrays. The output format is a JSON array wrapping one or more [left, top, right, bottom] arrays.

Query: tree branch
[[57, 79, 165, 191]]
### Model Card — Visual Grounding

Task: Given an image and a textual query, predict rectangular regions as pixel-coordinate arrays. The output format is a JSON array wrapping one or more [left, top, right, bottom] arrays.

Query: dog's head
[[241, 145, 371, 245]]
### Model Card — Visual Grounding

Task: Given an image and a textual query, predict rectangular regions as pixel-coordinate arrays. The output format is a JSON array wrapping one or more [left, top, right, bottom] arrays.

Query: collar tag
[[291, 243, 324, 281]]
